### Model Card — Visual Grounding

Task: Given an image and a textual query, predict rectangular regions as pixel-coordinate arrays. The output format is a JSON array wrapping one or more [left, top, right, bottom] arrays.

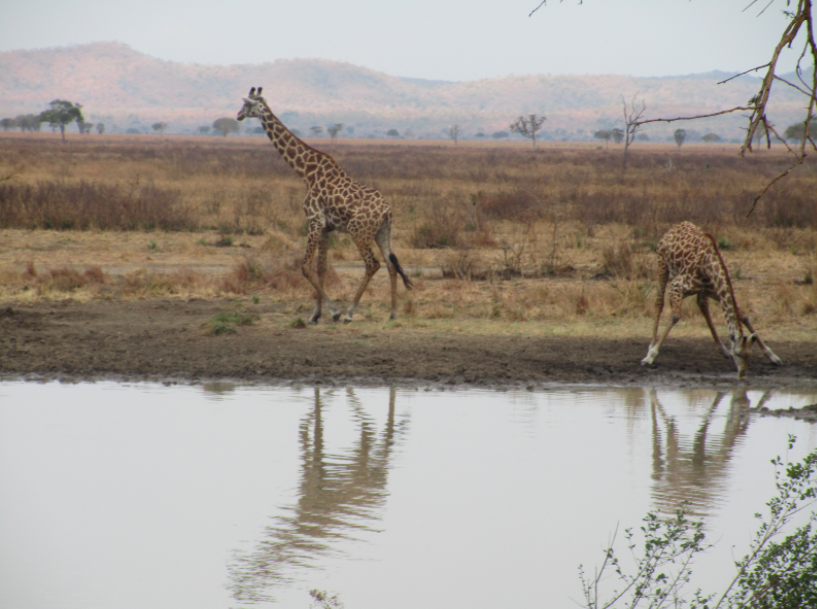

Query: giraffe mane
[[253, 94, 346, 175]]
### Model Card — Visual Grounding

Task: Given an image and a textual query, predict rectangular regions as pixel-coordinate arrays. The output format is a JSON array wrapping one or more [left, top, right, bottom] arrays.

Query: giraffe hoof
[[343, 317, 353, 324], [331, 312, 342, 323]]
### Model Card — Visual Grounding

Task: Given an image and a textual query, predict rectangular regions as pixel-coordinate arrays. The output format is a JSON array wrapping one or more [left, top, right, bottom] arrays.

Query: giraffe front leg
[[642, 282, 683, 366], [697, 294, 732, 359], [302, 228, 340, 324], [643, 258, 668, 365]]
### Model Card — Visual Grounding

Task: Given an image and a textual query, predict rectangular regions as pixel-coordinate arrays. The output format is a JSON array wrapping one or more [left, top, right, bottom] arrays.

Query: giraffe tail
[[389, 253, 413, 290]]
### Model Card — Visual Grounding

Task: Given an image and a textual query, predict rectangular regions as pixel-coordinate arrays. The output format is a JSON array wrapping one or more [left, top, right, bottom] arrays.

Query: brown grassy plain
[[1, 131, 815, 349]]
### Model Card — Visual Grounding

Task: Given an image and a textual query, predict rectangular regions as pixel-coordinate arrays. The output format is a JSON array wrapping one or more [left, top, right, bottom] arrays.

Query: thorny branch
[[531, 1, 817, 218]]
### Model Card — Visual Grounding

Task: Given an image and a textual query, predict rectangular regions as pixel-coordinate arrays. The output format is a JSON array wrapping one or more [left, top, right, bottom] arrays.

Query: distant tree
[[96, 123, 105, 135], [783, 119, 817, 143], [212, 117, 240, 137], [593, 129, 612, 146], [674, 128, 686, 148], [291, 128, 302, 137], [475, 132, 485, 138], [197, 125, 211, 135], [509, 114, 546, 149], [492, 130, 509, 139], [446, 124, 461, 145], [152, 122, 169, 134], [636, 133, 650, 141], [386, 128, 400, 138], [0, 118, 14, 132], [15, 114, 41, 132], [38, 99, 84, 142], [251, 126, 264, 135], [701, 133, 722, 143], [78, 121, 94, 134], [620, 93, 646, 171], [610, 128, 624, 144], [126, 128, 141, 135], [327, 123, 344, 144], [309, 126, 324, 138]]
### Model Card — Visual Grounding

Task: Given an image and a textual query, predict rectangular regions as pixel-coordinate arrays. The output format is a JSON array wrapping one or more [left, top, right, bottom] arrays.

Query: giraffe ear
[[249, 87, 255, 96], [257, 87, 263, 96]]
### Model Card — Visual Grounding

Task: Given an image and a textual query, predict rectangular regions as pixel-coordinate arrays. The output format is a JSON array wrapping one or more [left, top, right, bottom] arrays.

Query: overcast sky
[[0, 1, 808, 81]]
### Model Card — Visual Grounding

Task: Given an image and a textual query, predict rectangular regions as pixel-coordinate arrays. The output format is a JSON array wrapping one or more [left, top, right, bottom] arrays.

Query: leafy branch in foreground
[[578, 505, 711, 609], [578, 437, 817, 609]]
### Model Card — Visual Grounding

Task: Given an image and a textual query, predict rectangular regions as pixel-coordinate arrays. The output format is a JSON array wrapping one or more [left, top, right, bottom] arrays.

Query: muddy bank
[[1, 299, 815, 393]]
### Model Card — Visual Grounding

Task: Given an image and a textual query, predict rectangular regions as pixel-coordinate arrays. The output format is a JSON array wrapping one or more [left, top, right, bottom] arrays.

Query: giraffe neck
[[257, 104, 339, 185], [708, 237, 743, 340]]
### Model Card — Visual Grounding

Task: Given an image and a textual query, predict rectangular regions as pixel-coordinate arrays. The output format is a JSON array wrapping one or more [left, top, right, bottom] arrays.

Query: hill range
[[0, 41, 809, 141]]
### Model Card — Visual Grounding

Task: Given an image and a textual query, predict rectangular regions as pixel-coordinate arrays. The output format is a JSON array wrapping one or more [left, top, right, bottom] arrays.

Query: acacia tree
[[327, 123, 344, 144], [593, 129, 612, 147], [152, 122, 169, 134], [39, 99, 84, 142], [16, 114, 42, 132], [510, 114, 547, 148], [784, 118, 817, 141], [310, 126, 324, 138], [530, 1, 817, 215], [213, 117, 240, 137], [674, 128, 686, 148]]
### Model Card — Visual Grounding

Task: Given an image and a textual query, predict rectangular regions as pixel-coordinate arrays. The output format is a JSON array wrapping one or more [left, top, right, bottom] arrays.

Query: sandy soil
[[1, 298, 815, 391]]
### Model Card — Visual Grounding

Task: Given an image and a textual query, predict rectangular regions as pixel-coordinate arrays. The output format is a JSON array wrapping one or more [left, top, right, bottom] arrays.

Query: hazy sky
[[0, 0, 808, 81]]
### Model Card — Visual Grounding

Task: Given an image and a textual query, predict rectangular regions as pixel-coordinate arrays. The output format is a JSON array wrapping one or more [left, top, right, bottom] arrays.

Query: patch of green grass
[[204, 309, 257, 335]]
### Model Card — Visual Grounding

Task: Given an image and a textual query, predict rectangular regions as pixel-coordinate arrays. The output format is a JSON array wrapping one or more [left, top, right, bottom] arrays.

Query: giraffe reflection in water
[[648, 387, 773, 517], [228, 387, 406, 603]]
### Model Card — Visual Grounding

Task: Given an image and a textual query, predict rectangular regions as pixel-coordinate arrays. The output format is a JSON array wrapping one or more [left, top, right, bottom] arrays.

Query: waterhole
[[1, 382, 815, 608]]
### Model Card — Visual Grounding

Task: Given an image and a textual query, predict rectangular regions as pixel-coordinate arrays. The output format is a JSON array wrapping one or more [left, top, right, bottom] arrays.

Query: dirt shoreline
[[2, 298, 815, 392]]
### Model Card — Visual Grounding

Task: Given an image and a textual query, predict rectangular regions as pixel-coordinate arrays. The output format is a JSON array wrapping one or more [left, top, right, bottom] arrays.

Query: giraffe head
[[236, 86, 266, 122], [732, 333, 757, 379]]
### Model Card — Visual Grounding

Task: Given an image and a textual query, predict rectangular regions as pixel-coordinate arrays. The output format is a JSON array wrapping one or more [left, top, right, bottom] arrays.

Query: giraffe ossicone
[[237, 86, 412, 324], [641, 221, 782, 379]]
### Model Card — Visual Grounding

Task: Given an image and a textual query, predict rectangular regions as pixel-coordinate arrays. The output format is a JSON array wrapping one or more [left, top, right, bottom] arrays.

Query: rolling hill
[[0, 41, 809, 141]]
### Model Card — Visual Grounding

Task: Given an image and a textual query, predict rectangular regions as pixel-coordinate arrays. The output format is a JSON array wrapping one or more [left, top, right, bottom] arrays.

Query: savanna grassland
[[1, 132, 815, 386]]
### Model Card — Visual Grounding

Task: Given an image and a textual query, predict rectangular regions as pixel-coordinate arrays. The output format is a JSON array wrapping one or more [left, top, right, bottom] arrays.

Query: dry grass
[[0, 133, 815, 341]]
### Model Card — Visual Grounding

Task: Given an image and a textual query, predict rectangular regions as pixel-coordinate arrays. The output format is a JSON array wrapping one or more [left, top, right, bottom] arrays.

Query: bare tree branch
[[531, 0, 817, 217]]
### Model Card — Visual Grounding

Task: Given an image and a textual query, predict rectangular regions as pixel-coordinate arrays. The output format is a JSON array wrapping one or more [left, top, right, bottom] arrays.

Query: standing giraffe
[[237, 87, 412, 324], [641, 221, 782, 378]]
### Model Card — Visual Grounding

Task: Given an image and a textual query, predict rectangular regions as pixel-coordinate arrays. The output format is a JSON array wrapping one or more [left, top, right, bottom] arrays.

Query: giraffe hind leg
[[343, 236, 380, 324], [375, 220, 412, 321], [741, 315, 783, 365]]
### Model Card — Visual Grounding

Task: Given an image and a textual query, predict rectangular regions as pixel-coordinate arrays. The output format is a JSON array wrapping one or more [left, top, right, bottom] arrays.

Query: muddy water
[[1, 382, 815, 609]]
